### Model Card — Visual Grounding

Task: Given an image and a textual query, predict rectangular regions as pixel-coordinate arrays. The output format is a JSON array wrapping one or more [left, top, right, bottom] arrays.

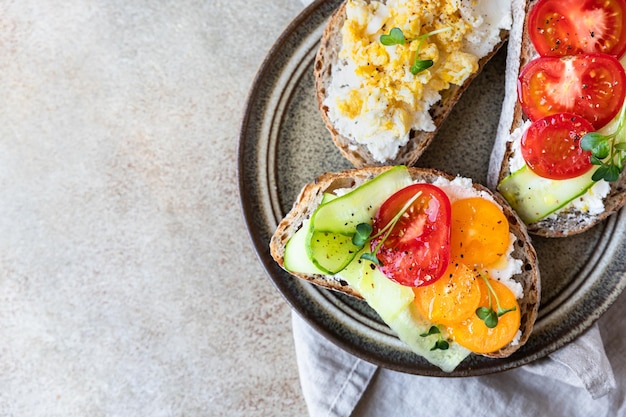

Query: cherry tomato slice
[[446, 278, 521, 354], [413, 262, 481, 325], [371, 183, 451, 287], [521, 113, 594, 180], [528, 0, 626, 58], [518, 53, 626, 129], [450, 198, 510, 268]]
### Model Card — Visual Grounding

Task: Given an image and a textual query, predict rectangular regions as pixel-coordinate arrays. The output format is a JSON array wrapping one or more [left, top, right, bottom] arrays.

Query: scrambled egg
[[324, 0, 511, 162]]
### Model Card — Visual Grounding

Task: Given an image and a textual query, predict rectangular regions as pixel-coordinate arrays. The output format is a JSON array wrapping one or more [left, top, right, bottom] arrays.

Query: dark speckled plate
[[238, 0, 626, 377]]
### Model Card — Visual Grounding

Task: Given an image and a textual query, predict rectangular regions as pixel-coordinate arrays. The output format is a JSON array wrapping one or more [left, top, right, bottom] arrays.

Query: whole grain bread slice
[[314, 1, 509, 168], [269, 166, 540, 358], [487, 0, 626, 237]]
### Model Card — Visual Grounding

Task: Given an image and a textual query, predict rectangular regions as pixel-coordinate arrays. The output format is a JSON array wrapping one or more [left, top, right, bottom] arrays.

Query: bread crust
[[269, 166, 540, 358], [314, 0, 509, 168], [488, 0, 626, 237]]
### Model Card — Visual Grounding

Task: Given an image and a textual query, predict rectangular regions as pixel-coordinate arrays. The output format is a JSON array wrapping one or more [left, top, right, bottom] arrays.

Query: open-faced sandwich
[[314, 0, 513, 167], [270, 166, 540, 372], [488, 0, 626, 237]]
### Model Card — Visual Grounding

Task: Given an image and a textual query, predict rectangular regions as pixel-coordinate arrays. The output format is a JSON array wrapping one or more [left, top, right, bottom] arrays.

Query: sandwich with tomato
[[270, 166, 540, 372], [488, 0, 626, 237]]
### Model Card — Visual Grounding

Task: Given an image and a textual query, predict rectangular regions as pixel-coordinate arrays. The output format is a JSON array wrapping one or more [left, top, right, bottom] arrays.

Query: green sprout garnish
[[379, 26, 452, 75], [379, 27, 405, 46], [475, 274, 517, 329], [351, 191, 423, 266], [420, 325, 450, 351], [581, 103, 626, 182], [360, 251, 381, 265], [352, 223, 373, 247]]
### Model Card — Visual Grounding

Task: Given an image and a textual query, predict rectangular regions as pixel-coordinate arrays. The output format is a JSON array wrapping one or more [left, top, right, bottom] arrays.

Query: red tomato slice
[[521, 113, 594, 180], [371, 184, 451, 287], [518, 53, 626, 129], [528, 0, 626, 58]]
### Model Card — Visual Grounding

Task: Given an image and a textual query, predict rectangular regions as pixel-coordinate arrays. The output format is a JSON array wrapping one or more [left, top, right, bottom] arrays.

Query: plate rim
[[238, 0, 626, 377]]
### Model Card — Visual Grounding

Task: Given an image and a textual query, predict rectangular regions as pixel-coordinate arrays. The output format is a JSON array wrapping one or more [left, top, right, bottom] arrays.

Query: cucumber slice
[[306, 166, 413, 273], [388, 304, 470, 372], [321, 192, 337, 204], [497, 165, 597, 224], [284, 194, 344, 274], [283, 194, 340, 274], [284, 221, 326, 274], [312, 166, 413, 234], [306, 229, 362, 274], [356, 260, 414, 322], [334, 254, 415, 321]]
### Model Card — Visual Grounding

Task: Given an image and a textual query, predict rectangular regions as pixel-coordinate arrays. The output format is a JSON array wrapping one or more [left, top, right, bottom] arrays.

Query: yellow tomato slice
[[413, 263, 482, 326], [447, 278, 521, 354], [450, 197, 509, 268]]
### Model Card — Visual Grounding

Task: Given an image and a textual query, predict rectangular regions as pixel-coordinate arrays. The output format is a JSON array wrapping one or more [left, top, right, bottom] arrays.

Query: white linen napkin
[[292, 310, 619, 417], [523, 324, 616, 398]]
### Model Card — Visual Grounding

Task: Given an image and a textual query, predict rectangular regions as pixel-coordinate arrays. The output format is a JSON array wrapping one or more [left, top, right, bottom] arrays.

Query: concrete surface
[[0, 0, 308, 415]]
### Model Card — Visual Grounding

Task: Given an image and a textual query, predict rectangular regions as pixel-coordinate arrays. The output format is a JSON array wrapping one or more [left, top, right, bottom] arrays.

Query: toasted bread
[[314, 0, 511, 168], [270, 166, 540, 358], [487, 0, 626, 237]]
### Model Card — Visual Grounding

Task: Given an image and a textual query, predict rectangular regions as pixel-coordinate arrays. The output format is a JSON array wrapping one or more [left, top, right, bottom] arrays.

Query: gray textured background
[[0, 0, 308, 415]]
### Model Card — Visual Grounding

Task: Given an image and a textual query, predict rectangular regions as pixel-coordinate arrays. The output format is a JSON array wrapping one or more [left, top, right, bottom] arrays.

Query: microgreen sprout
[[352, 191, 423, 266], [352, 223, 373, 247], [581, 103, 626, 182], [379, 27, 405, 46], [379, 26, 452, 75], [420, 325, 450, 351], [475, 273, 516, 329]]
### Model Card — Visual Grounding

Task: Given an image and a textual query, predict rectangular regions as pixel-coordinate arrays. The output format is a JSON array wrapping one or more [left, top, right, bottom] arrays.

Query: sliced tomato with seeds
[[413, 262, 482, 325], [371, 183, 451, 287], [450, 198, 510, 268], [528, 0, 626, 58], [446, 278, 521, 354], [518, 53, 626, 129], [521, 113, 594, 180]]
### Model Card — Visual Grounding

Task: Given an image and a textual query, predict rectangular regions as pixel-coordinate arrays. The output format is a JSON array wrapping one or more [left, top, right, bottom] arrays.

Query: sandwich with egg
[[488, 0, 626, 237], [315, 0, 513, 167], [269, 166, 540, 372]]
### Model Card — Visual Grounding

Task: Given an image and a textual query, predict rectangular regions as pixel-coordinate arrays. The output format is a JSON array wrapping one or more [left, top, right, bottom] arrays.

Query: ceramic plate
[[238, 0, 626, 376]]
